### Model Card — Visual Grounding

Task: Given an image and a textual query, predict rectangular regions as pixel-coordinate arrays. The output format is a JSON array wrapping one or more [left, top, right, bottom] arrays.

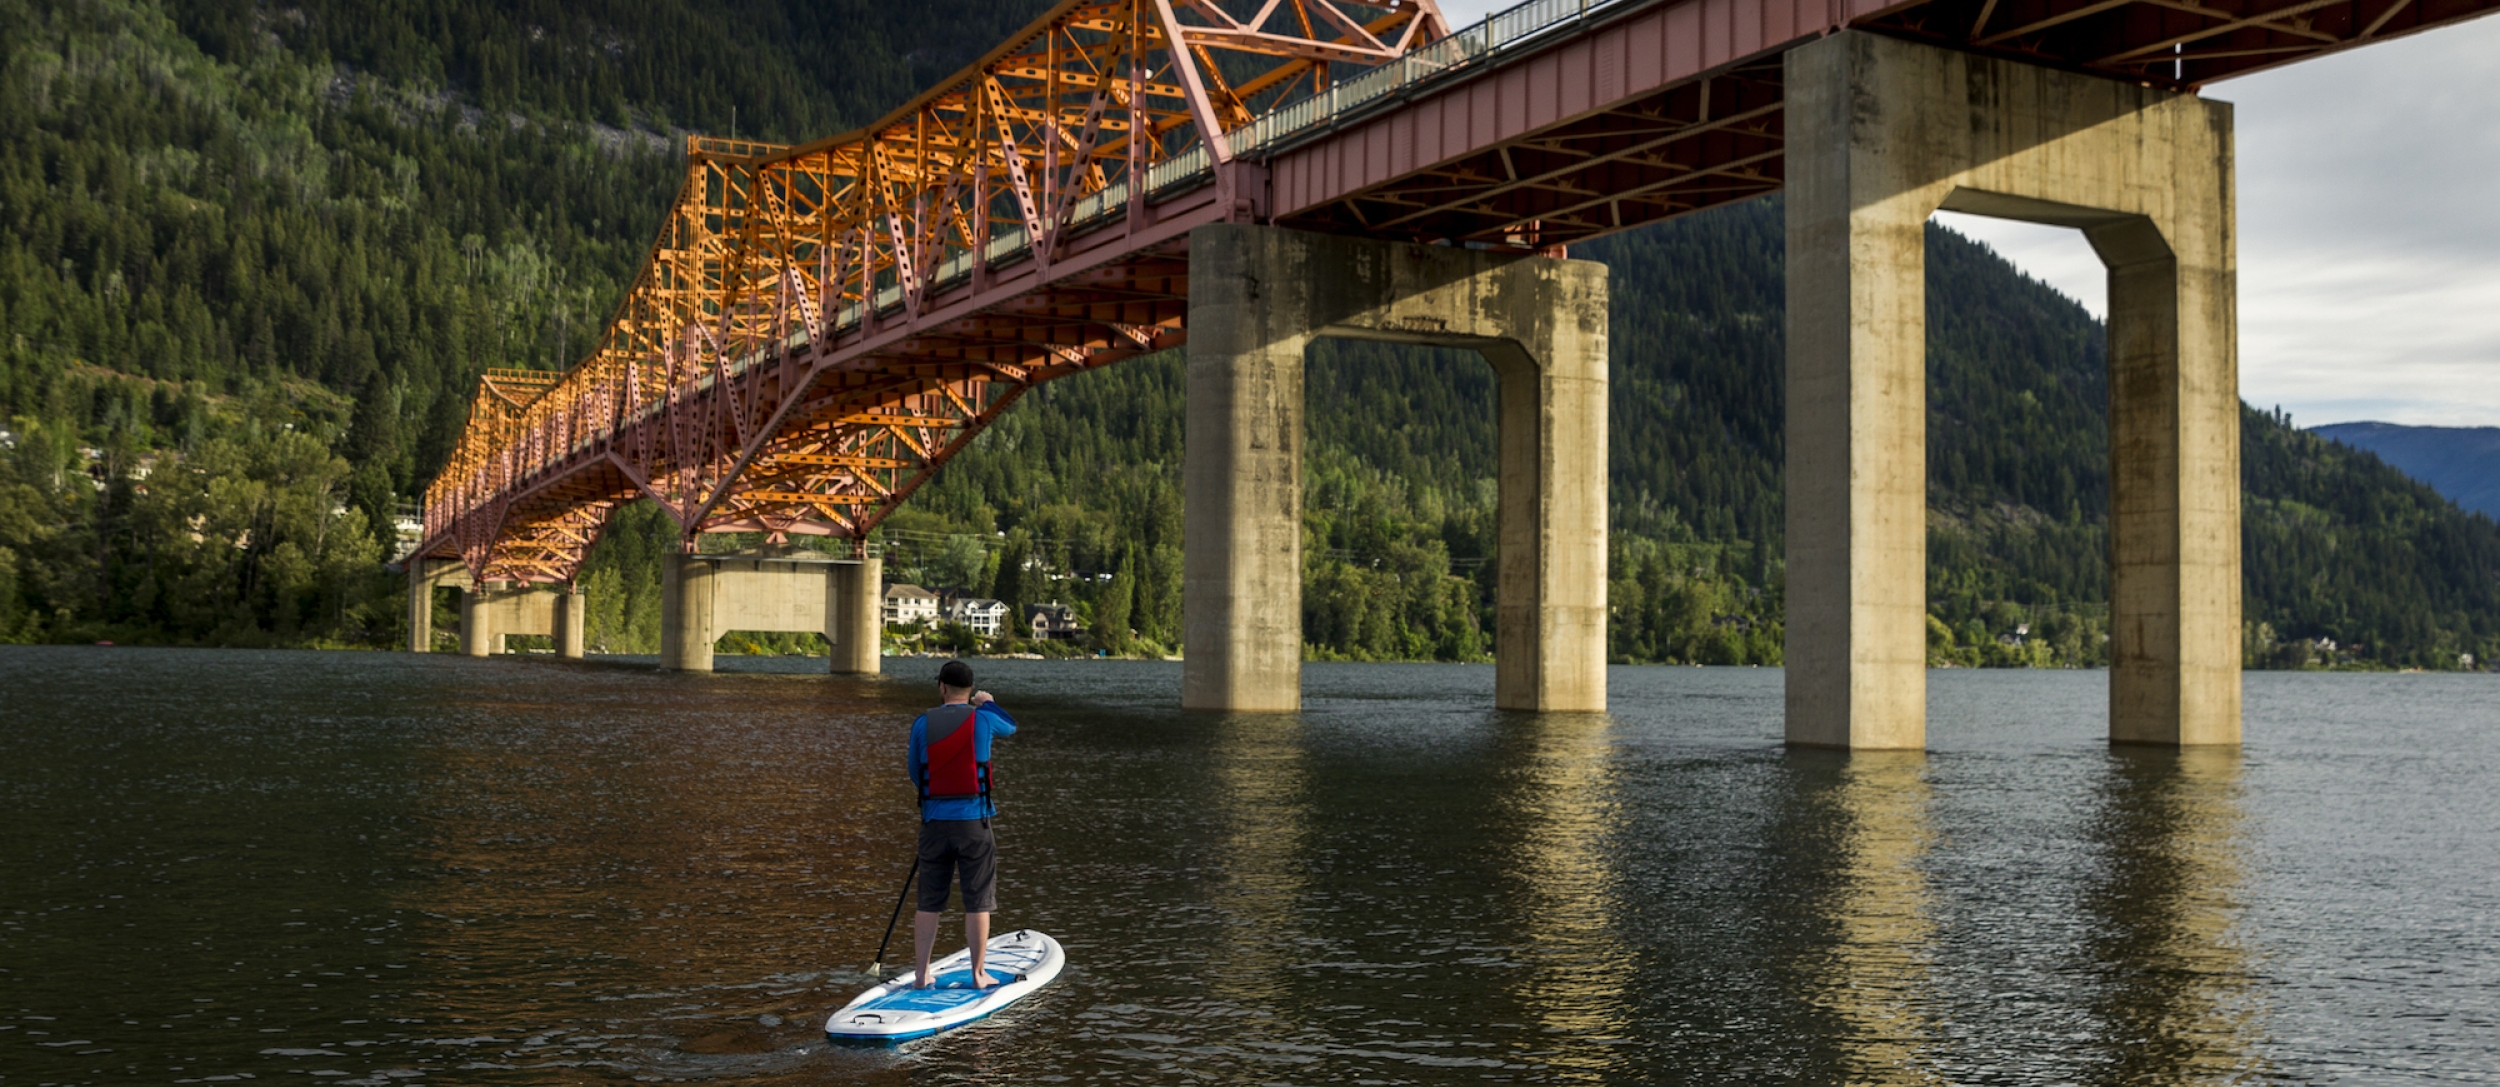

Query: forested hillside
[[3, 0, 2494, 669], [0, 0, 1049, 645]]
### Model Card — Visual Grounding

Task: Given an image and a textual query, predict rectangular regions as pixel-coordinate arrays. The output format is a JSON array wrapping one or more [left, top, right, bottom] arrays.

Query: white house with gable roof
[[884, 583, 941, 626], [948, 597, 1008, 636]]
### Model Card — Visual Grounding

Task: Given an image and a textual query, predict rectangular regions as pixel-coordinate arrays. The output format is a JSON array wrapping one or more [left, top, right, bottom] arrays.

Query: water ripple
[[1, 650, 2494, 1082]]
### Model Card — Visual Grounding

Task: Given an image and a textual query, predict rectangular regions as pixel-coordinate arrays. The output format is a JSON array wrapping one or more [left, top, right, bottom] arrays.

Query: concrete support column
[[1483, 293, 1610, 713], [1184, 230, 1313, 713], [661, 554, 716, 672], [460, 583, 495, 658], [408, 564, 433, 653], [556, 589, 586, 660], [2099, 222, 2243, 746], [1783, 52, 1931, 748], [828, 554, 884, 675], [1783, 32, 2239, 748], [1184, 224, 1609, 712]]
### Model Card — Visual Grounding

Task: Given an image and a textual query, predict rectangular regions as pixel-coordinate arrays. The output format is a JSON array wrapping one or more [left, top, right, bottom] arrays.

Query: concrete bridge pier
[[455, 581, 586, 658], [660, 550, 883, 674], [460, 582, 500, 657], [406, 559, 471, 653], [1183, 224, 1609, 713], [409, 565, 431, 652], [1783, 32, 2241, 749], [660, 556, 715, 672], [555, 591, 587, 659], [829, 556, 884, 675]]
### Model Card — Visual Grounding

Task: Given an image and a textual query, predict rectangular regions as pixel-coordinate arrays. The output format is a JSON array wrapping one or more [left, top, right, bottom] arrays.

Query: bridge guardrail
[[1231, 0, 1628, 159]]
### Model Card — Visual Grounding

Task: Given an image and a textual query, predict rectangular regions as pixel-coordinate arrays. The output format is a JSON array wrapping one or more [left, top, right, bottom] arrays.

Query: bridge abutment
[[661, 551, 883, 674], [1784, 32, 2240, 749], [1184, 224, 1609, 713]]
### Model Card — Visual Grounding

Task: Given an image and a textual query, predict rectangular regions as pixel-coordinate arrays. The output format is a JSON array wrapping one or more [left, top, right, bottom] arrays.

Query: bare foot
[[970, 970, 1001, 990], [912, 974, 934, 990]]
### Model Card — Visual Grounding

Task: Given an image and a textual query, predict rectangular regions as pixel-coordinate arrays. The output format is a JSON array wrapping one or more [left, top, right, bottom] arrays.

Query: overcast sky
[[1429, 2, 2500, 427]]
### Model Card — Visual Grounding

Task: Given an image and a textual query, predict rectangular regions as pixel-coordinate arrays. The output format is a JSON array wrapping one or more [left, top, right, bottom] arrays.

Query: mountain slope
[[2311, 422, 2500, 519], [0, 0, 1046, 644]]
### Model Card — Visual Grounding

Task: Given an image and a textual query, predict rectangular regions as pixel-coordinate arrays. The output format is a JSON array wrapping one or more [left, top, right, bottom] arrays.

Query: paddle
[[866, 852, 917, 978]]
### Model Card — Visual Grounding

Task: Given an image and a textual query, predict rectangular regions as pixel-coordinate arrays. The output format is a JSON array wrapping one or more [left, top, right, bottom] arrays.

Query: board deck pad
[[826, 930, 1064, 1043]]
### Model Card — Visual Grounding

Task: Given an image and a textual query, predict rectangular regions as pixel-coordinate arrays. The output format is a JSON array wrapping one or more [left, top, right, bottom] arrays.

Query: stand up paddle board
[[825, 930, 1064, 1044]]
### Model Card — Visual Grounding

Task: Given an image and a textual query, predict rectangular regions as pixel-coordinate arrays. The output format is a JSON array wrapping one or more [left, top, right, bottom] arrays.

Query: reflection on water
[[2085, 748, 2269, 1084], [5, 651, 2496, 1084], [1206, 713, 1316, 1026], [384, 667, 918, 1082], [1798, 752, 1939, 1085], [1491, 712, 1630, 1078]]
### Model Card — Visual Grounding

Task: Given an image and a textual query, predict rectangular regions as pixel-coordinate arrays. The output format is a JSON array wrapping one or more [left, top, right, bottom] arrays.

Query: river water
[[2, 647, 2494, 1085]]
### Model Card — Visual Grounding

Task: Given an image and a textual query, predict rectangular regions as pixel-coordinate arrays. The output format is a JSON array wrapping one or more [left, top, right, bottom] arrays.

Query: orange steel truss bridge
[[416, 0, 2498, 586]]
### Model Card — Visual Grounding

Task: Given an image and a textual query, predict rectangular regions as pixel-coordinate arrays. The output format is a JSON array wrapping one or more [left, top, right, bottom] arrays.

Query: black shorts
[[916, 819, 998, 914]]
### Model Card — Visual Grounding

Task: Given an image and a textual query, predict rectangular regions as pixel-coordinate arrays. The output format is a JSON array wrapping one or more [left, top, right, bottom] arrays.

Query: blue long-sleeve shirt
[[907, 701, 1018, 821]]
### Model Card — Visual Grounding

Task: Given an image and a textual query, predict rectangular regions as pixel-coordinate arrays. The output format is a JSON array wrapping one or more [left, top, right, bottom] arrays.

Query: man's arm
[[905, 715, 928, 789], [974, 697, 1017, 736]]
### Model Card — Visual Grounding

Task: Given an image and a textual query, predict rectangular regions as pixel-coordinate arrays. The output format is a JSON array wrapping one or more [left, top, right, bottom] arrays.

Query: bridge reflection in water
[[1187, 706, 1645, 1079], [1204, 713, 1318, 1034], [376, 676, 2280, 1082], [17, 652, 2423, 1083], [1149, 695, 2277, 1082], [1763, 744, 2268, 1084], [2084, 748, 2269, 1084], [1795, 752, 1941, 1083], [1490, 711, 1634, 1080]]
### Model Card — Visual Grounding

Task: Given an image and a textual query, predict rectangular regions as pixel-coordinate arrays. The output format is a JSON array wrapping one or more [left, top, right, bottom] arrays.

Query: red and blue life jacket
[[919, 704, 989, 803]]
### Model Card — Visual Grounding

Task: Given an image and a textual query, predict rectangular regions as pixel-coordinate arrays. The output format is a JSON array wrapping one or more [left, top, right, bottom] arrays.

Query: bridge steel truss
[[421, 0, 1454, 585], [420, 0, 2500, 587]]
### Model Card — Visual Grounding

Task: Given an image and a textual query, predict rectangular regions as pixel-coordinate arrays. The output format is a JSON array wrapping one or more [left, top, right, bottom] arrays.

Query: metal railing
[[1230, 0, 1625, 158]]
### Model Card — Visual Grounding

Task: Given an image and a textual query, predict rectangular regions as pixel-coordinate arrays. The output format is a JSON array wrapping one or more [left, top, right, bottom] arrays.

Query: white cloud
[[2229, 16, 2500, 426], [1431, 0, 1513, 26]]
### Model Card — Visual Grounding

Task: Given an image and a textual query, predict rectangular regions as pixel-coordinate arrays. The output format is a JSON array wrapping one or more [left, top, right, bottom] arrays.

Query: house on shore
[[883, 583, 941, 626], [1024, 602, 1085, 641], [947, 597, 1008, 637]]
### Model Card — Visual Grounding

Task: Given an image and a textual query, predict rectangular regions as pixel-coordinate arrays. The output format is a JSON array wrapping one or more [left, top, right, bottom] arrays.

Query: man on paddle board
[[907, 659, 1018, 989]]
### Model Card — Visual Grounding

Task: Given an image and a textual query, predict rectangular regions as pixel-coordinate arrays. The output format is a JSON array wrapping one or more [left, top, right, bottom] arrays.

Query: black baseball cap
[[936, 660, 975, 689]]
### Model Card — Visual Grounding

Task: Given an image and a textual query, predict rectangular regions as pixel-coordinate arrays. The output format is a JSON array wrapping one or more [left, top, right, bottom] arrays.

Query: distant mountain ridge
[[2312, 422, 2500, 519]]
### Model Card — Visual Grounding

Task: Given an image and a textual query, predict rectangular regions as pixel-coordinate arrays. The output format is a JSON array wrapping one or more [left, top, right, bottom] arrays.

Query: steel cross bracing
[[420, 0, 2500, 586]]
